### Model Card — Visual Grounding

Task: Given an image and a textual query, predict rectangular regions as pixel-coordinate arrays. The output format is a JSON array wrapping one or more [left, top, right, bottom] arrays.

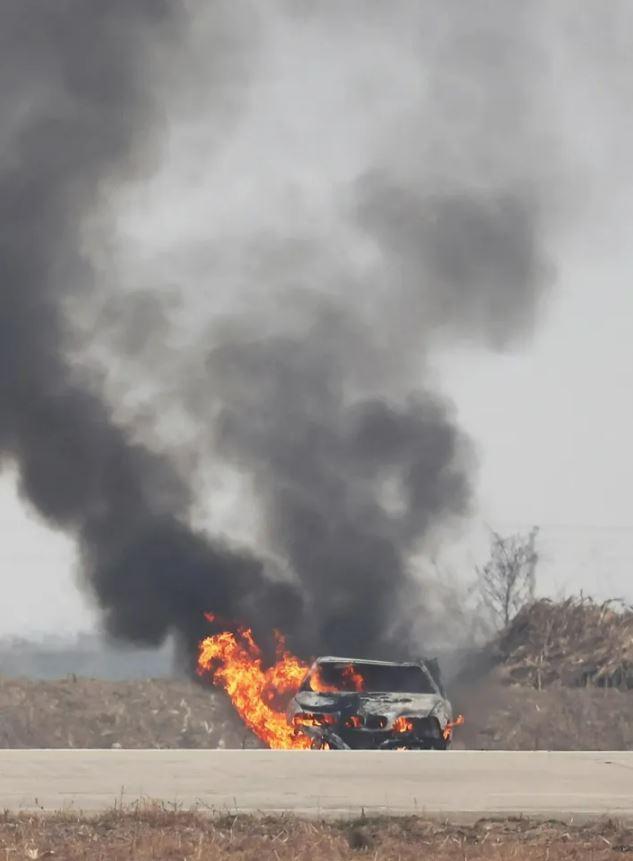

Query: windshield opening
[[302, 661, 436, 694]]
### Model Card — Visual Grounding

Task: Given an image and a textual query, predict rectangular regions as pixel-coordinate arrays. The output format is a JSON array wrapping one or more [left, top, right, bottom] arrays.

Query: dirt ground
[[1, 807, 632, 860], [2, 673, 633, 750]]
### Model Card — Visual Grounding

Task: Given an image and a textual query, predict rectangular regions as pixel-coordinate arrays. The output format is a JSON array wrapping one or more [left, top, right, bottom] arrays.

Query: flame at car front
[[197, 622, 312, 749]]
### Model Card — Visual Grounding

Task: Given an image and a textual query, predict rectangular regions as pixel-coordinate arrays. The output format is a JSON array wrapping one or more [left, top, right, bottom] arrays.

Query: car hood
[[292, 690, 446, 719]]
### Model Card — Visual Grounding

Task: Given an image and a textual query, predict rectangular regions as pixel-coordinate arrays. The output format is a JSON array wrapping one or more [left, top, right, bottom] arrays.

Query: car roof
[[313, 655, 424, 669]]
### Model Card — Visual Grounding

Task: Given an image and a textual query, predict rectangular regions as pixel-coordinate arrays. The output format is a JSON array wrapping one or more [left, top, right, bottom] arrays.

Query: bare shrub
[[477, 527, 539, 631]]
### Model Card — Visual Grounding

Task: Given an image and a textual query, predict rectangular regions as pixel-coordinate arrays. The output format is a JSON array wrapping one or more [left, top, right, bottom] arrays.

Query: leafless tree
[[477, 527, 539, 630]]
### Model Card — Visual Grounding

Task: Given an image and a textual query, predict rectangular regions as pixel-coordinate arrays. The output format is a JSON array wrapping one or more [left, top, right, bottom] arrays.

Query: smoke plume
[[189, 2, 557, 656], [5, 2, 618, 663], [0, 2, 298, 660]]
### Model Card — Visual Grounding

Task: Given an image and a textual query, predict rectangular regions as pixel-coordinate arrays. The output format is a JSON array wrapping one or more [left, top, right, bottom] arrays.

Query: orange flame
[[310, 663, 365, 693], [197, 624, 311, 749], [393, 716, 415, 734], [443, 713, 465, 742]]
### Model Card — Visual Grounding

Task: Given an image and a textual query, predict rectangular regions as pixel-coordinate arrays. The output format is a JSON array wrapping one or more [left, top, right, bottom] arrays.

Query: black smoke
[[191, 3, 557, 656], [208, 330, 472, 655], [2, 2, 577, 666], [0, 2, 300, 661]]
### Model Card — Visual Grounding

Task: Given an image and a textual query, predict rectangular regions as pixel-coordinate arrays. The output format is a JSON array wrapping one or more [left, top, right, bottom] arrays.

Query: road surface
[[1, 750, 632, 820]]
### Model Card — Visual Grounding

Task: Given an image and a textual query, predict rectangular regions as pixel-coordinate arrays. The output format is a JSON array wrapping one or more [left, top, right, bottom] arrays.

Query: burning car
[[288, 656, 463, 750]]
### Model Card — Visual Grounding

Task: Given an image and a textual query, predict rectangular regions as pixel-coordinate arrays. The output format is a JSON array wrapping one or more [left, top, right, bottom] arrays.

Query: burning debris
[[492, 598, 633, 690]]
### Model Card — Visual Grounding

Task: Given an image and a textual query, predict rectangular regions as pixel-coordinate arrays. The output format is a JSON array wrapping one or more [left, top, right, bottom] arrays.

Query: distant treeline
[[0, 634, 174, 680]]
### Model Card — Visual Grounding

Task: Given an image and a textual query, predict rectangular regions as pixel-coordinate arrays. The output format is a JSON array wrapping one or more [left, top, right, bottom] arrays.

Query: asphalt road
[[2, 750, 632, 820]]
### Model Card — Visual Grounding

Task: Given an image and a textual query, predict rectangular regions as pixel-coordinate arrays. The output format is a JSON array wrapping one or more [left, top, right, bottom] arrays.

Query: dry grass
[[493, 598, 633, 690], [0, 676, 256, 749], [1, 806, 632, 860], [2, 672, 633, 752], [455, 676, 633, 750]]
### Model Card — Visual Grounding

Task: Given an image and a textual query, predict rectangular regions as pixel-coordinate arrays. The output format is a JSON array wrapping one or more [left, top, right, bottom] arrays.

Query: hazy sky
[[2, 2, 632, 640]]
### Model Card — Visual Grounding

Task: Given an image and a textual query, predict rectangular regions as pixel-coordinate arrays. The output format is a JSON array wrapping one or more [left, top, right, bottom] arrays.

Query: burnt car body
[[288, 656, 461, 750]]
